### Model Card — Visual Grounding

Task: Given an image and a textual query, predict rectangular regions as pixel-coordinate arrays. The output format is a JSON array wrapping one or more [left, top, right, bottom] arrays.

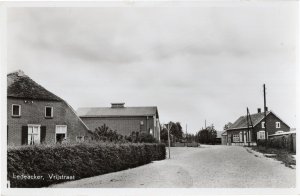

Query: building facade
[[223, 109, 290, 145], [77, 103, 161, 141], [7, 70, 91, 146]]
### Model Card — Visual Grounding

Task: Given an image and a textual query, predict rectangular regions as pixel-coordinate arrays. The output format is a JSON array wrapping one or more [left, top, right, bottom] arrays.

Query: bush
[[7, 142, 166, 188], [92, 124, 158, 143], [257, 134, 294, 152]]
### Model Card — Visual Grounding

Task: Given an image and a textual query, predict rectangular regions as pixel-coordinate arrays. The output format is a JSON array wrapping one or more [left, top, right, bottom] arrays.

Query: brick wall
[[81, 116, 156, 137], [7, 98, 90, 146], [253, 113, 290, 136]]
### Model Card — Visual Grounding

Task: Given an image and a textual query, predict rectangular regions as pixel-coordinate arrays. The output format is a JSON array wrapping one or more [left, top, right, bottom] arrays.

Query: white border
[[1, 1, 299, 195], [11, 104, 21, 117], [45, 106, 53, 118]]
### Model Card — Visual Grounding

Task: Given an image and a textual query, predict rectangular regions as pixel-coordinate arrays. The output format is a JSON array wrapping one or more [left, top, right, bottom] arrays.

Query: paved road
[[52, 145, 296, 188]]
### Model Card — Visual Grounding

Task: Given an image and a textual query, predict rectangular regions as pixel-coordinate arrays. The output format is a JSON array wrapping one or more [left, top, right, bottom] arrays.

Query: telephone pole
[[263, 84, 268, 140], [186, 124, 188, 145], [166, 123, 173, 159]]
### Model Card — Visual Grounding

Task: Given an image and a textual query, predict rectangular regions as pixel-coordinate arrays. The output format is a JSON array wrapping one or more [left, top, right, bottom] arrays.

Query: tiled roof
[[7, 70, 62, 101], [77, 106, 158, 117], [227, 111, 271, 130]]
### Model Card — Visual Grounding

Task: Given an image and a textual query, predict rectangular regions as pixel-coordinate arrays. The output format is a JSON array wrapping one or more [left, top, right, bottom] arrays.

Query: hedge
[[7, 142, 166, 188], [257, 134, 295, 152]]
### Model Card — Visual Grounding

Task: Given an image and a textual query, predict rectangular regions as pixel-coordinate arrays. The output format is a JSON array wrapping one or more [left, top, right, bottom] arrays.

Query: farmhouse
[[7, 70, 91, 146], [223, 108, 290, 145], [77, 103, 161, 141]]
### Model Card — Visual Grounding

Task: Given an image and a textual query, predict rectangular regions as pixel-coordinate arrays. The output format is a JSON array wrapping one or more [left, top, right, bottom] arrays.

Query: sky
[[6, 2, 298, 133]]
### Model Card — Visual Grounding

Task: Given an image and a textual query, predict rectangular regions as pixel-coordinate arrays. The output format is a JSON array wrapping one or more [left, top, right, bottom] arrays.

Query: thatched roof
[[7, 70, 62, 101]]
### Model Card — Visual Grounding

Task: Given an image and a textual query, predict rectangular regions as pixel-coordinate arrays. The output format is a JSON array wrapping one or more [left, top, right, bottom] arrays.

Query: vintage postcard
[[0, 1, 298, 195]]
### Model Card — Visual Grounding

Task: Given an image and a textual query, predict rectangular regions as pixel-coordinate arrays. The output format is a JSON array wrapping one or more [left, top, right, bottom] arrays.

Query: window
[[28, 125, 40, 145], [12, 104, 21, 117], [276, 122, 281, 128], [257, 131, 265, 140], [261, 122, 265, 128], [55, 125, 67, 144], [233, 134, 240, 142], [45, 106, 53, 118]]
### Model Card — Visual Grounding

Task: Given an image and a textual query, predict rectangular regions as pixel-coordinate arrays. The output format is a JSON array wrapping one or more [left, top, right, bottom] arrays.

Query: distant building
[[214, 131, 222, 144], [7, 70, 91, 146], [221, 131, 228, 145], [77, 103, 161, 141], [223, 108, 290, 145]]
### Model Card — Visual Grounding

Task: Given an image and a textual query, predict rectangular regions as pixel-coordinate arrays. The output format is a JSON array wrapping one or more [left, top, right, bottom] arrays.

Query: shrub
[[257, 134, 294, 152], [7, 142, 166, 188], [92, 124, 158, 143]]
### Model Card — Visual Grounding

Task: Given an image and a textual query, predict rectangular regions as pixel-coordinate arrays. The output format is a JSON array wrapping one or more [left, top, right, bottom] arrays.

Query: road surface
[[51, 145, 295, 188]]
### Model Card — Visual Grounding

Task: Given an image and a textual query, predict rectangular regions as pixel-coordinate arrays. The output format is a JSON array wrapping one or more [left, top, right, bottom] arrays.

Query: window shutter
[[21, 126, 28, 145], [41, 126, 46, 143]]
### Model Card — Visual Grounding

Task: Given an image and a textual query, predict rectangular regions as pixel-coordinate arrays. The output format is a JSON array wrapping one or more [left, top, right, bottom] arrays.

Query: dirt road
[[51, 145, 295, 188]]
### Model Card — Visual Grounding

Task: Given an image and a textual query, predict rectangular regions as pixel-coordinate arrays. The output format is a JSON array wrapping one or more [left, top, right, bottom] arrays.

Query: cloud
[[7, 4, 298, 132]]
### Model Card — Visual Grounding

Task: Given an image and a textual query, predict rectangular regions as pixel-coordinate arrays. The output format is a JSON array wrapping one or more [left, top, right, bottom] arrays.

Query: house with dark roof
[[7, 70, 91, 146], [223, 108, 290, 145], [77, 103, 161, 141]]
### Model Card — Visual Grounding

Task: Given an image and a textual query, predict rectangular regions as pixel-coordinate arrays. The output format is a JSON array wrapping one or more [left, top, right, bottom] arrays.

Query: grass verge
[[251, 146, 296, 169]]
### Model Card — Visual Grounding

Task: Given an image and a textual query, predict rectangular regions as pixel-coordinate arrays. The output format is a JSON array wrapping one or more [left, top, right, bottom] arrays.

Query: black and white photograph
[[0, 0, 299, 195]]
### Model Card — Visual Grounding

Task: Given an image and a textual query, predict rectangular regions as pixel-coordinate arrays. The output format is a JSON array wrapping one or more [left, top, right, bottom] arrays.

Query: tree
[[160, 121, 184, 143], [160, 127, 168, 141], [186, 133, 196, 143], [160, 121, 183, 142], [169, 122, 184, 142], [196, 125, 217, 144], [223, 122, 233, 130]]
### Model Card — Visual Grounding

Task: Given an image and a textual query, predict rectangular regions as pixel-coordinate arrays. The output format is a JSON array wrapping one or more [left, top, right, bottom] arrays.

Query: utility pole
[[263, 84, 268, 140], [186, 124, 188, 146], [166, 123, 173, 159], [205, 120, 206, 129], [246, 108, 254, 146], [246, 108, 251, 146]]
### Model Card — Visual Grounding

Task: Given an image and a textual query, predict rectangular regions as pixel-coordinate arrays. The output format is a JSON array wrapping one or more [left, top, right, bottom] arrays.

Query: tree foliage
[[93, 124, 157, 143], [160, 121, 184, 142], [196, 126, 217, 144], [186, 133, 196, 143], [223, 122, 233, 130]]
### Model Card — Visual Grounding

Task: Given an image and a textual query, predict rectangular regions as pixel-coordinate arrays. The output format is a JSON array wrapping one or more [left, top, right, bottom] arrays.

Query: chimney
[[257, 108, 261, 113], [111, 103, 125, 108], [17, 70, 25, 77]]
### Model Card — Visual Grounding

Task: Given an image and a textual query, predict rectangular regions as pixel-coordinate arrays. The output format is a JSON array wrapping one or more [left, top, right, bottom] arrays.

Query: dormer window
[[276, 122, 281, 128], [45, 106, 53, 118], [12, 104, 21, 117]]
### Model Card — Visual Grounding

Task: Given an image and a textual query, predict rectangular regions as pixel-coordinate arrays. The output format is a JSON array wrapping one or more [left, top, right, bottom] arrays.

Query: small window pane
[[276, 122, 281, 128], [45, 107, 52, 117], [28, 125, 40, 145], [12, 105, 20, 116]]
